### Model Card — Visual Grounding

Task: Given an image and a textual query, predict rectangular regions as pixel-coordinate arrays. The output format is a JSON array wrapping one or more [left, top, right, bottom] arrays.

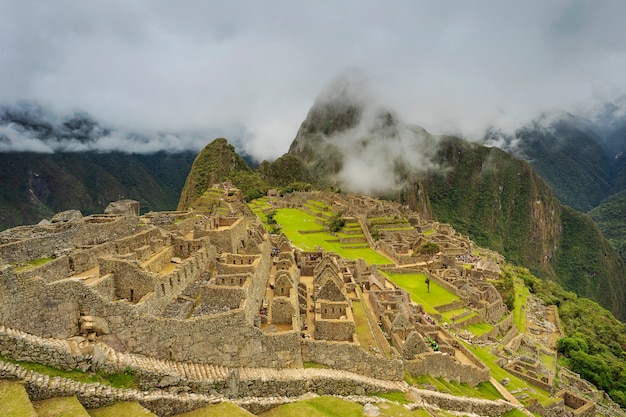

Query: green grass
[[87, 402, 156, 417], [406, 375, 503, 401], [174, 402, 254, 416], [502, 410, 530, 417], [303, 361, 330, 369], [0, 381, 38, 417], [352, 301, 379, 352], [384, 273, 459, 315], [15, 256, 54, 272], [259, 396, 430, 417], [0, 357, 137, 389], [368, 391, 408, 404], [539, 353, 555, 370], [271, 208, 391, 264], [462, 342, 552, 405], [464, 322, 494, 337], [33, 396, 90, 417], [422, 229, 435, 235], [513, 276, 529, 332]]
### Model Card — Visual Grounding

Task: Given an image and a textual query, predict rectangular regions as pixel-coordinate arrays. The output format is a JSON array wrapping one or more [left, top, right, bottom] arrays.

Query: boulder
[[51, 209, 83, 223], [105, 199, 140, 217]]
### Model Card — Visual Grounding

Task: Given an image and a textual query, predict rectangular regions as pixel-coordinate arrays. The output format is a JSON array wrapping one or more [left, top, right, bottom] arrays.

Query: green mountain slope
[[0, 151, 196, 230], [589, 189, 626, 262], [508, 115, 615, 212], [178, 138, 314, 210]]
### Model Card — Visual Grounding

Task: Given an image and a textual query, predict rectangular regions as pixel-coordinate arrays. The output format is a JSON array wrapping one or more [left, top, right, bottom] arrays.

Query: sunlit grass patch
[[462, 342, 552, 405], [384, 272, 459, 315], [352, 300, 377, 351], [465, 322, 494, 337]]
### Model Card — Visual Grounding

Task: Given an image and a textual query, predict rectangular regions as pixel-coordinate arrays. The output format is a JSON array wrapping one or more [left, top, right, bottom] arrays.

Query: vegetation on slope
[[553, 205, 625, 316], [511, 117, 615, 212], [422, 136, 626, 320], [589, 189, 626, 263], [515, 266, 626, 407], [0, 151, 196, 230]]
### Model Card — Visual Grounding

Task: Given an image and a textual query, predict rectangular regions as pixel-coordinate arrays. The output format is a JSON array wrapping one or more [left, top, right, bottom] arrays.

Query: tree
[[417, 242, 440, 255], [327, 212, 346, 233], [425, 276, 431, 293]]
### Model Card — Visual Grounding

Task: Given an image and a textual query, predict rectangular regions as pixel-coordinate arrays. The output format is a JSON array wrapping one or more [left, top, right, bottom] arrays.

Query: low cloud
[[2, 2, 626, 160]]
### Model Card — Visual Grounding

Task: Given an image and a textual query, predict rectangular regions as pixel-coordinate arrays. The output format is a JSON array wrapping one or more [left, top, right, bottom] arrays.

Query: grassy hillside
[[423, 137, 626, 319], [178, 139, 313, 210]]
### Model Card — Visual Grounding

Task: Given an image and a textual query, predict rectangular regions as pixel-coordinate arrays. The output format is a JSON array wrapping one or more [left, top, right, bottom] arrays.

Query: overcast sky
[[2, 1, 626, 160]]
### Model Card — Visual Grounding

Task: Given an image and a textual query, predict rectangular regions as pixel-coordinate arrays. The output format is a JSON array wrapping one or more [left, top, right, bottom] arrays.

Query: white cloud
[[1, 1, 626, 159]]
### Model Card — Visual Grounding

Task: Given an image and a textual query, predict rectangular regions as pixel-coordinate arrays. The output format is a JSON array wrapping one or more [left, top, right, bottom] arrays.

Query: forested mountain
[[0, 104, 197, 229]]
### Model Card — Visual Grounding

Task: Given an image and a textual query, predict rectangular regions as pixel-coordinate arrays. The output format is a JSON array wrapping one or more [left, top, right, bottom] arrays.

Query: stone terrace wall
[[74, 216, 139, 247], [301, 339, 403, 380], [0, 228, 74, 264], [0, 265, 105, 338], [405, 352, 489, 386], [17, 256, 72, 283]]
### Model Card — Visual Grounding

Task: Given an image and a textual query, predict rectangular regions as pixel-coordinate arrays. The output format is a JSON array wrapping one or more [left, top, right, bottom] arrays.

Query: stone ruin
[[0, 188, 608, 415]]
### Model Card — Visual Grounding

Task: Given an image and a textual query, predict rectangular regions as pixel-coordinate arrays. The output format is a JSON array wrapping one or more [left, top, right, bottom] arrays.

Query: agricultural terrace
[[249, 198, 391, 265], [258, 395, 433, 417], [464, 342, 554, 407], [383, 272, 459, 315]]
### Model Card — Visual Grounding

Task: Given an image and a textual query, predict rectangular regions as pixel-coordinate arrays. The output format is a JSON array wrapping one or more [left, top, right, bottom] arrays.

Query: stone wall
[[500, 325, 519, 347], [74, 216, 139, 247], [0, 228, 75, 264], [405, 352, 490, 386], [314, 319, 354, 342], [202, 285, 245, 311], [301, 339, 403, 380], [17, 256, 72, 283], [143, 247, 175, 273], [504, 363, 552, 391], [271, 297, 295, 324], [206, 217, 248, 253]]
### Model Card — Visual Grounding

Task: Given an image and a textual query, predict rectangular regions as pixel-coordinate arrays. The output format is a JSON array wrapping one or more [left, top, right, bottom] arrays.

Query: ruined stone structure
[[0, 188, 612, 416]]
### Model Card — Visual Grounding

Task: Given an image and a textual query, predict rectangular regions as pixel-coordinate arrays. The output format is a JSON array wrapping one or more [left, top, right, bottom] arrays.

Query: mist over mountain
[[0, 102, 250, 155], [285, 77, 626, 320]]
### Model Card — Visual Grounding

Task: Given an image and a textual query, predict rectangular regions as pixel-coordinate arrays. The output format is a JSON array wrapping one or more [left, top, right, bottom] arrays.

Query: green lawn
[[273, 208, 391, 264], [174, 402, 254, 416], [33, 396, 90, 417], [87, 402, 156, 417], [513, 276, 529, 332], [0, 357, 137, 389], [352, 301, 377, 351], [0, 381, 37, 417], [384, 273, 459, 315], [406, 375, 503, 401], [464, 322, 494, 337], [259, 396, 431, 417]]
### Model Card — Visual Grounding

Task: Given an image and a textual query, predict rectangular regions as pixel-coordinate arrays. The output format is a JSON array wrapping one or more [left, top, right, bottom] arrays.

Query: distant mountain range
[[0, 103, 198, 229]]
